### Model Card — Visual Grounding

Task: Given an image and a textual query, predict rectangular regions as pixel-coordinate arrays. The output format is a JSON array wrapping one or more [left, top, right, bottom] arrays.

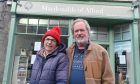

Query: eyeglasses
[[44, 38, 57, 43]]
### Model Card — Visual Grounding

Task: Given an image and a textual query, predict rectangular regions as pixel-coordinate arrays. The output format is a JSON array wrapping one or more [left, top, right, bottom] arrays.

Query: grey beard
[[75, 39, 89, 48]]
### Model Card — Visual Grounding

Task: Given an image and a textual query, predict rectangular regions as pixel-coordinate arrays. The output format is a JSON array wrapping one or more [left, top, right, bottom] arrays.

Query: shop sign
[[16, 1, 133, 19]]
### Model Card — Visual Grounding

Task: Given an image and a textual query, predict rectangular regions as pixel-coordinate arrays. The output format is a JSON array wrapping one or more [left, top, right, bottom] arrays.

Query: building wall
[[0, 2, 11, 84]]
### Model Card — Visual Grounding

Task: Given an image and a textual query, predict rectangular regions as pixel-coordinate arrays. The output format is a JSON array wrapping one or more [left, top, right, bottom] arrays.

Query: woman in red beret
[[30, 26, 69, 84]]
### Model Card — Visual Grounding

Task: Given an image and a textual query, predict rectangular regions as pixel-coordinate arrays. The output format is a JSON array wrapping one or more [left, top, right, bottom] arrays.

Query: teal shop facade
[[2, 0, 140, 84]]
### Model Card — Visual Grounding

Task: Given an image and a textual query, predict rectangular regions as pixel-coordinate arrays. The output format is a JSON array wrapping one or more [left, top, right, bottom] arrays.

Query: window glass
[[122, 24, 129, 32], [122, 32, 130, 40], [38, 19, 48, 34], [114, 24, 130, 41], [114, 27, 121, 33], [16, 18, 70, 36], [59, 20, 69, 26], [98, 27, 108, 34], [61, 26, 68, 35], [49, 19, 59, 27], [17, 25, 26, 33], [17, 18, 28, 33], [28, 19, 38, 33], [114, 33, 121, 41], [90, 27, 108, 41], [91, 27, 97, 33], [98, 34, 108, 41]]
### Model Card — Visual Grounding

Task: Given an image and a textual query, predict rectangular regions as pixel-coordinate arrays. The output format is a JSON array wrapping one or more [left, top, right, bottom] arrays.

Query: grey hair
[[71, 18, 91, 36]]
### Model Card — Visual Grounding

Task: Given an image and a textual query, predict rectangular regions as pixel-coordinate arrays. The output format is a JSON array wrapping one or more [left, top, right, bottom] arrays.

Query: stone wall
[[0, 1, 11, 84]]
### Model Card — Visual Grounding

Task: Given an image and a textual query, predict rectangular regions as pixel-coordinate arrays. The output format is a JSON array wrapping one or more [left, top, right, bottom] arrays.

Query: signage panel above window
[[16, 1, 133, 19]]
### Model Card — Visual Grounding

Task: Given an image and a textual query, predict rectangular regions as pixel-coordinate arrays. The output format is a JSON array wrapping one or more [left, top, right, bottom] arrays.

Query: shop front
[[2, 1, 140, 84]]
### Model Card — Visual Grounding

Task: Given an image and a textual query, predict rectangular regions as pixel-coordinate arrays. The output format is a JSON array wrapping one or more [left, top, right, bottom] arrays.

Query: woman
[[30, 26, 69, 84]]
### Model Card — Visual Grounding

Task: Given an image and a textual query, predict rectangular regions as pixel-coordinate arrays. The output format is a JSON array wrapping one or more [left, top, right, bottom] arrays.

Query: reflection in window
[[29, 19, 38, 25], [16, 18, 69, 35], [17, 25, 26, 33], [17, 18, 28, 33], [114, 33, 121, 41], [39, 19, 48, 25], [98, 34, 108, 41], [38, 19, 48, 34], [98, 27, 108, 33], [122, 32, 130, 40], [38, 26, 47, 34], [49, 19, 59, 27], [59, 20, 69, 26], [114, 24, 130, 41], [27, 25, 37, 33], [28, 19, 38, 34], [19, 18, 28, 24], [61, 26, 68, 35], [114, 26, 121, 33], [91, 33, 97, 41], [90, 27, 108, 42]]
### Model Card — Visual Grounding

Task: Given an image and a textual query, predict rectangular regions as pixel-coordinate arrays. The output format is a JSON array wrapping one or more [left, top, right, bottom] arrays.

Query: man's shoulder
[[88, 42, 108, 56], [89, 42, 105, 50]]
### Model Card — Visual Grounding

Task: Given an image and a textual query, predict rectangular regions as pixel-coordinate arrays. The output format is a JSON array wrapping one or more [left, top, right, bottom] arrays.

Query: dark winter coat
[[30, 43, 69, 84]]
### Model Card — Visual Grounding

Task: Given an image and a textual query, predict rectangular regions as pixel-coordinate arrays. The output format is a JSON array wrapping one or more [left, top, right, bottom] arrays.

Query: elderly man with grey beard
[[66, 19, 115, 84]]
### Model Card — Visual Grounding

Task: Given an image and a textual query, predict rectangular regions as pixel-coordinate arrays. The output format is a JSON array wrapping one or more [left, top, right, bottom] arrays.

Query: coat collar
[[69, 41, 93, 51]]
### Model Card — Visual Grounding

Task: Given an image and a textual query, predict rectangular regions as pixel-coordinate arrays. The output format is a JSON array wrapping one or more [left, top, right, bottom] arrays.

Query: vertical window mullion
[[36, 19, 39, 34], [120, 27, 123, 40], [47, 19, 50, 30], [26, 18, 29, 34]]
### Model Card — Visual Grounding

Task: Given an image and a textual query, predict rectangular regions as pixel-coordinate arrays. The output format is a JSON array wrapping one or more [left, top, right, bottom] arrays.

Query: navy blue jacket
[[30, 43, 69, 84]]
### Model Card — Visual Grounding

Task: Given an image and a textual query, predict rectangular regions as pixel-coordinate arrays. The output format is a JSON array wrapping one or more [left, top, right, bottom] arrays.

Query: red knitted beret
[[42, 25, 61, 46]]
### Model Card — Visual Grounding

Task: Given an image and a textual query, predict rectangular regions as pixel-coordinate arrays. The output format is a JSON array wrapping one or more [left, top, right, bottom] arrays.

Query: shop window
[[17, 24, 26, 33], [114, 33, 121, 41], [90, 27, 108, 42], [98, 27, 108, 33], [38, 26, 47, 34], [114, 24, 130, 41], [16, 18, 69, 35], [27, 25, 37, 34], [27, 19, 38, 34], [61, 26, 68, 35], [14, 18, 70, 83], [91, 33, 97, 41], [38, 19, 48, 34], [59, 20, 69, 26], [122, 25, 129, 32], [98, 34, 108, 41], [114, 41, 131, 84], [17, 18, 28, 33], [114, 26, 121, 32], [122, 32, 130, 40], [61, 37, 68, 47], [49, 19, 59, 27]]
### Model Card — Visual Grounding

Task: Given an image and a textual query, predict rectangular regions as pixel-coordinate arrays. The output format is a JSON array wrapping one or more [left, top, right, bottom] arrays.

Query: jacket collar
[[69, 41, 93, 52]]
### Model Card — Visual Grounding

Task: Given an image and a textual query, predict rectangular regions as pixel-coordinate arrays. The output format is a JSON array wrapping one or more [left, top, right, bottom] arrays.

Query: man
[[66, 19, 115, 84]]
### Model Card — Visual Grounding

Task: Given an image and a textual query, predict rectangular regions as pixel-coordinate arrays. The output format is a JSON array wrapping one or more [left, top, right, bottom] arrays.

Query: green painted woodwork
[[130, 21, 140, 84], [133, 6, 139, 20], [68, 20, 73, 47], [108, 27, 115, 73], [2, 16, 16, 84]]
